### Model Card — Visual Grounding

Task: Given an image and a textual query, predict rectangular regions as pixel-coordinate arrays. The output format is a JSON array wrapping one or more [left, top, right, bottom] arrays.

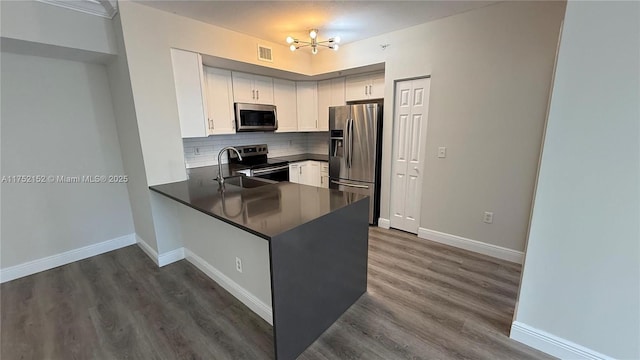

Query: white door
[[390, 77, 430, 233]]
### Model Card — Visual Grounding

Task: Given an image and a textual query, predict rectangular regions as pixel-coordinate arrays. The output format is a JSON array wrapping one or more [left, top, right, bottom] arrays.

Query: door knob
[[414, 166, 419, 173]]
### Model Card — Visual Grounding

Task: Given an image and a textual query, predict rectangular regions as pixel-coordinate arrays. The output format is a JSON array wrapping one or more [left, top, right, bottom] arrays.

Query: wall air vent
[[257, 45, 273, 62]]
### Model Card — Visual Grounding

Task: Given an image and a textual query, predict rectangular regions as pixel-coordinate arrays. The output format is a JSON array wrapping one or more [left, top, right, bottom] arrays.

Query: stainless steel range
[[228, 144, 289, 182]]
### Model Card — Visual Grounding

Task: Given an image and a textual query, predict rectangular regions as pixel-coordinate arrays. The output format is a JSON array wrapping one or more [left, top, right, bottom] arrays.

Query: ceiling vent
[[257, 45, 273, 62]]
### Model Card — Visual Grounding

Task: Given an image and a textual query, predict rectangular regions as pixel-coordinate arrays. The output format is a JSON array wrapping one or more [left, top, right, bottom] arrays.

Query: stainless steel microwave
[[234, 103, 278, 132]]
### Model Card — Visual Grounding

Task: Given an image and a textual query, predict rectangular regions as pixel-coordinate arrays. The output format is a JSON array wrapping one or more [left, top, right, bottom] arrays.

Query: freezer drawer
[[329, 178, 377, 224]]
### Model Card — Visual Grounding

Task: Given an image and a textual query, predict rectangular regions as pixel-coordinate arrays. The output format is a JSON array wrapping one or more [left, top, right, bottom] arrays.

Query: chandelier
[[286, 29, 340, 55]]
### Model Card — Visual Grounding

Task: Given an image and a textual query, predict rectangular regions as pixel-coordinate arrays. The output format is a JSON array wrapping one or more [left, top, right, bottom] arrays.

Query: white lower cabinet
[[288, 161, 327, 187], [301, 161, 321, 187], [320, 163, 329, 188], [289, 163, 301, 183]]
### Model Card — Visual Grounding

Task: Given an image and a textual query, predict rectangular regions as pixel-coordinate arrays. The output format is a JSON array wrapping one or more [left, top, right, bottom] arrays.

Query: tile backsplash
[[183, 132, 329, 168]]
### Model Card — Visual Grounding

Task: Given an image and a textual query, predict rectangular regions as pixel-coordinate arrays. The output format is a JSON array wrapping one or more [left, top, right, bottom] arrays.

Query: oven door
[[251, 164, 290, 182]]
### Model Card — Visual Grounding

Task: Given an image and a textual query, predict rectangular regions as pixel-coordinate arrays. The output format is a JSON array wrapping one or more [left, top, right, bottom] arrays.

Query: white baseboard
[[158, 248, 185, 267], [510, 321, 613, 360], [184, 249, 273, 325], [378, 218, 390, 229], [1, 233, 136, 283], [136, 236, 184, 267], [136, 236, 159, 266], [417, 227, 524, 264]]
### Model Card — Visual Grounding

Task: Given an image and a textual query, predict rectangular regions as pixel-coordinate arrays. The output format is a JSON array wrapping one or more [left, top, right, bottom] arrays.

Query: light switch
[[437, 147, 446, 158]]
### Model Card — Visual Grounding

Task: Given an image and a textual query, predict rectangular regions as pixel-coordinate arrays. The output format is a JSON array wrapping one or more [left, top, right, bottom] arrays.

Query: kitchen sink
[[223, 176, 273, 189]]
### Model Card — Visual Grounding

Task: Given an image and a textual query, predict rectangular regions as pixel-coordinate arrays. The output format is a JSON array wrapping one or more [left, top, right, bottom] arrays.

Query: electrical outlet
[[438, 147, 447, 158], [483, 211, 494, 224], [194, 147, 201, 155], [235, 257, 243, 273]]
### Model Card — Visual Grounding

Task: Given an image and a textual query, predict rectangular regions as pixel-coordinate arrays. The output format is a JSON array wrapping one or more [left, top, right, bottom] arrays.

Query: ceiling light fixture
[[286, 29, 340, 55]]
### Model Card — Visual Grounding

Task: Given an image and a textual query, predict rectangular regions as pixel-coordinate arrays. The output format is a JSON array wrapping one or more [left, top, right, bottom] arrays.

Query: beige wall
[[315, 1, 566, 252], [118, 1, 565, 255], [106, 13, 158, 251], [1, 51, 134, 267], [514, 1, 640, 358], [117, 0, 313, 186]]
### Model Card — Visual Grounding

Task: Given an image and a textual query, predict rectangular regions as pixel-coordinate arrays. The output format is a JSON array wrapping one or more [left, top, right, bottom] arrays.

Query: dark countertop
[[270, 153, 328, 163], [185, 153, 328, 180], [186, 163, 249, 180], [149, 176, 367, 240]]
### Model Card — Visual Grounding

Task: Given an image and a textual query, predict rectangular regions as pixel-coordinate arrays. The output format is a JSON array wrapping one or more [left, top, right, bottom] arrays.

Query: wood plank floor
[[1, 227, 553, 359]]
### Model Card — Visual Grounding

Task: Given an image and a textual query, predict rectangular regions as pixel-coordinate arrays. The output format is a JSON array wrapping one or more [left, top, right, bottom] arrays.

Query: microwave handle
[[274, 108, 278, 130]]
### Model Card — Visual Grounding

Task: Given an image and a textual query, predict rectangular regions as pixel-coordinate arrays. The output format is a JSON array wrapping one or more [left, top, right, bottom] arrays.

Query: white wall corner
[[417, 227, 524, 264], [136, 235, 159, 266], [1, 233, 136, 283], [378, 218, 390, 229], [510, 321, 614, 360], [184, 249, 273, 325], [136, 235, 185, 267], [158, 247, 185, 267]]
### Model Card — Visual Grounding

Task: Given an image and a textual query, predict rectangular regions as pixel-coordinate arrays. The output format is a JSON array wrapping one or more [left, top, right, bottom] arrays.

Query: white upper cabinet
[[170, 48, 209, 138], [232, 72, 274, 104], [296, 81, 319, 131], [273, 79, 298, 132], [204, 67, 235, 135], [317, 77, 345, 131], [345, 71, 385, 101]]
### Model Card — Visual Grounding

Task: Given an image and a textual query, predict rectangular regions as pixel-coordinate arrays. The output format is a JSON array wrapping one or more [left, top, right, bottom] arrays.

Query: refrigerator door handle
[[345, 118, 351, 168], [349, 118, 354, 169], [331, 180, 369, 189]]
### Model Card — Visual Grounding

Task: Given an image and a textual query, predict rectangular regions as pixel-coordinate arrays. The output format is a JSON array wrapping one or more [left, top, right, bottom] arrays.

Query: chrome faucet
[[217, 146, 242, 186]]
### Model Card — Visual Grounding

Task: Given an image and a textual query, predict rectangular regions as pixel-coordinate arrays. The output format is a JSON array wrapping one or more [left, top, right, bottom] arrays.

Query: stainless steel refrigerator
[[329, 103, 383, 225]]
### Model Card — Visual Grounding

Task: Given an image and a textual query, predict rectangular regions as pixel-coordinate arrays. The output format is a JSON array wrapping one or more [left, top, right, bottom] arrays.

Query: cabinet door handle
[[252, 89, 255, 99], [299, 167, 302, 175], [368, 85, 372, 95], [231, 120, 235, 129], [364, 86, 368, 95], [256, 90, 259, 100], [209, 119, 213, 129]]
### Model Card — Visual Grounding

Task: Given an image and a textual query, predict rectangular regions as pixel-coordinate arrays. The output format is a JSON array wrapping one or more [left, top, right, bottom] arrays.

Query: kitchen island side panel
[[269, 197, 369, 360]]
